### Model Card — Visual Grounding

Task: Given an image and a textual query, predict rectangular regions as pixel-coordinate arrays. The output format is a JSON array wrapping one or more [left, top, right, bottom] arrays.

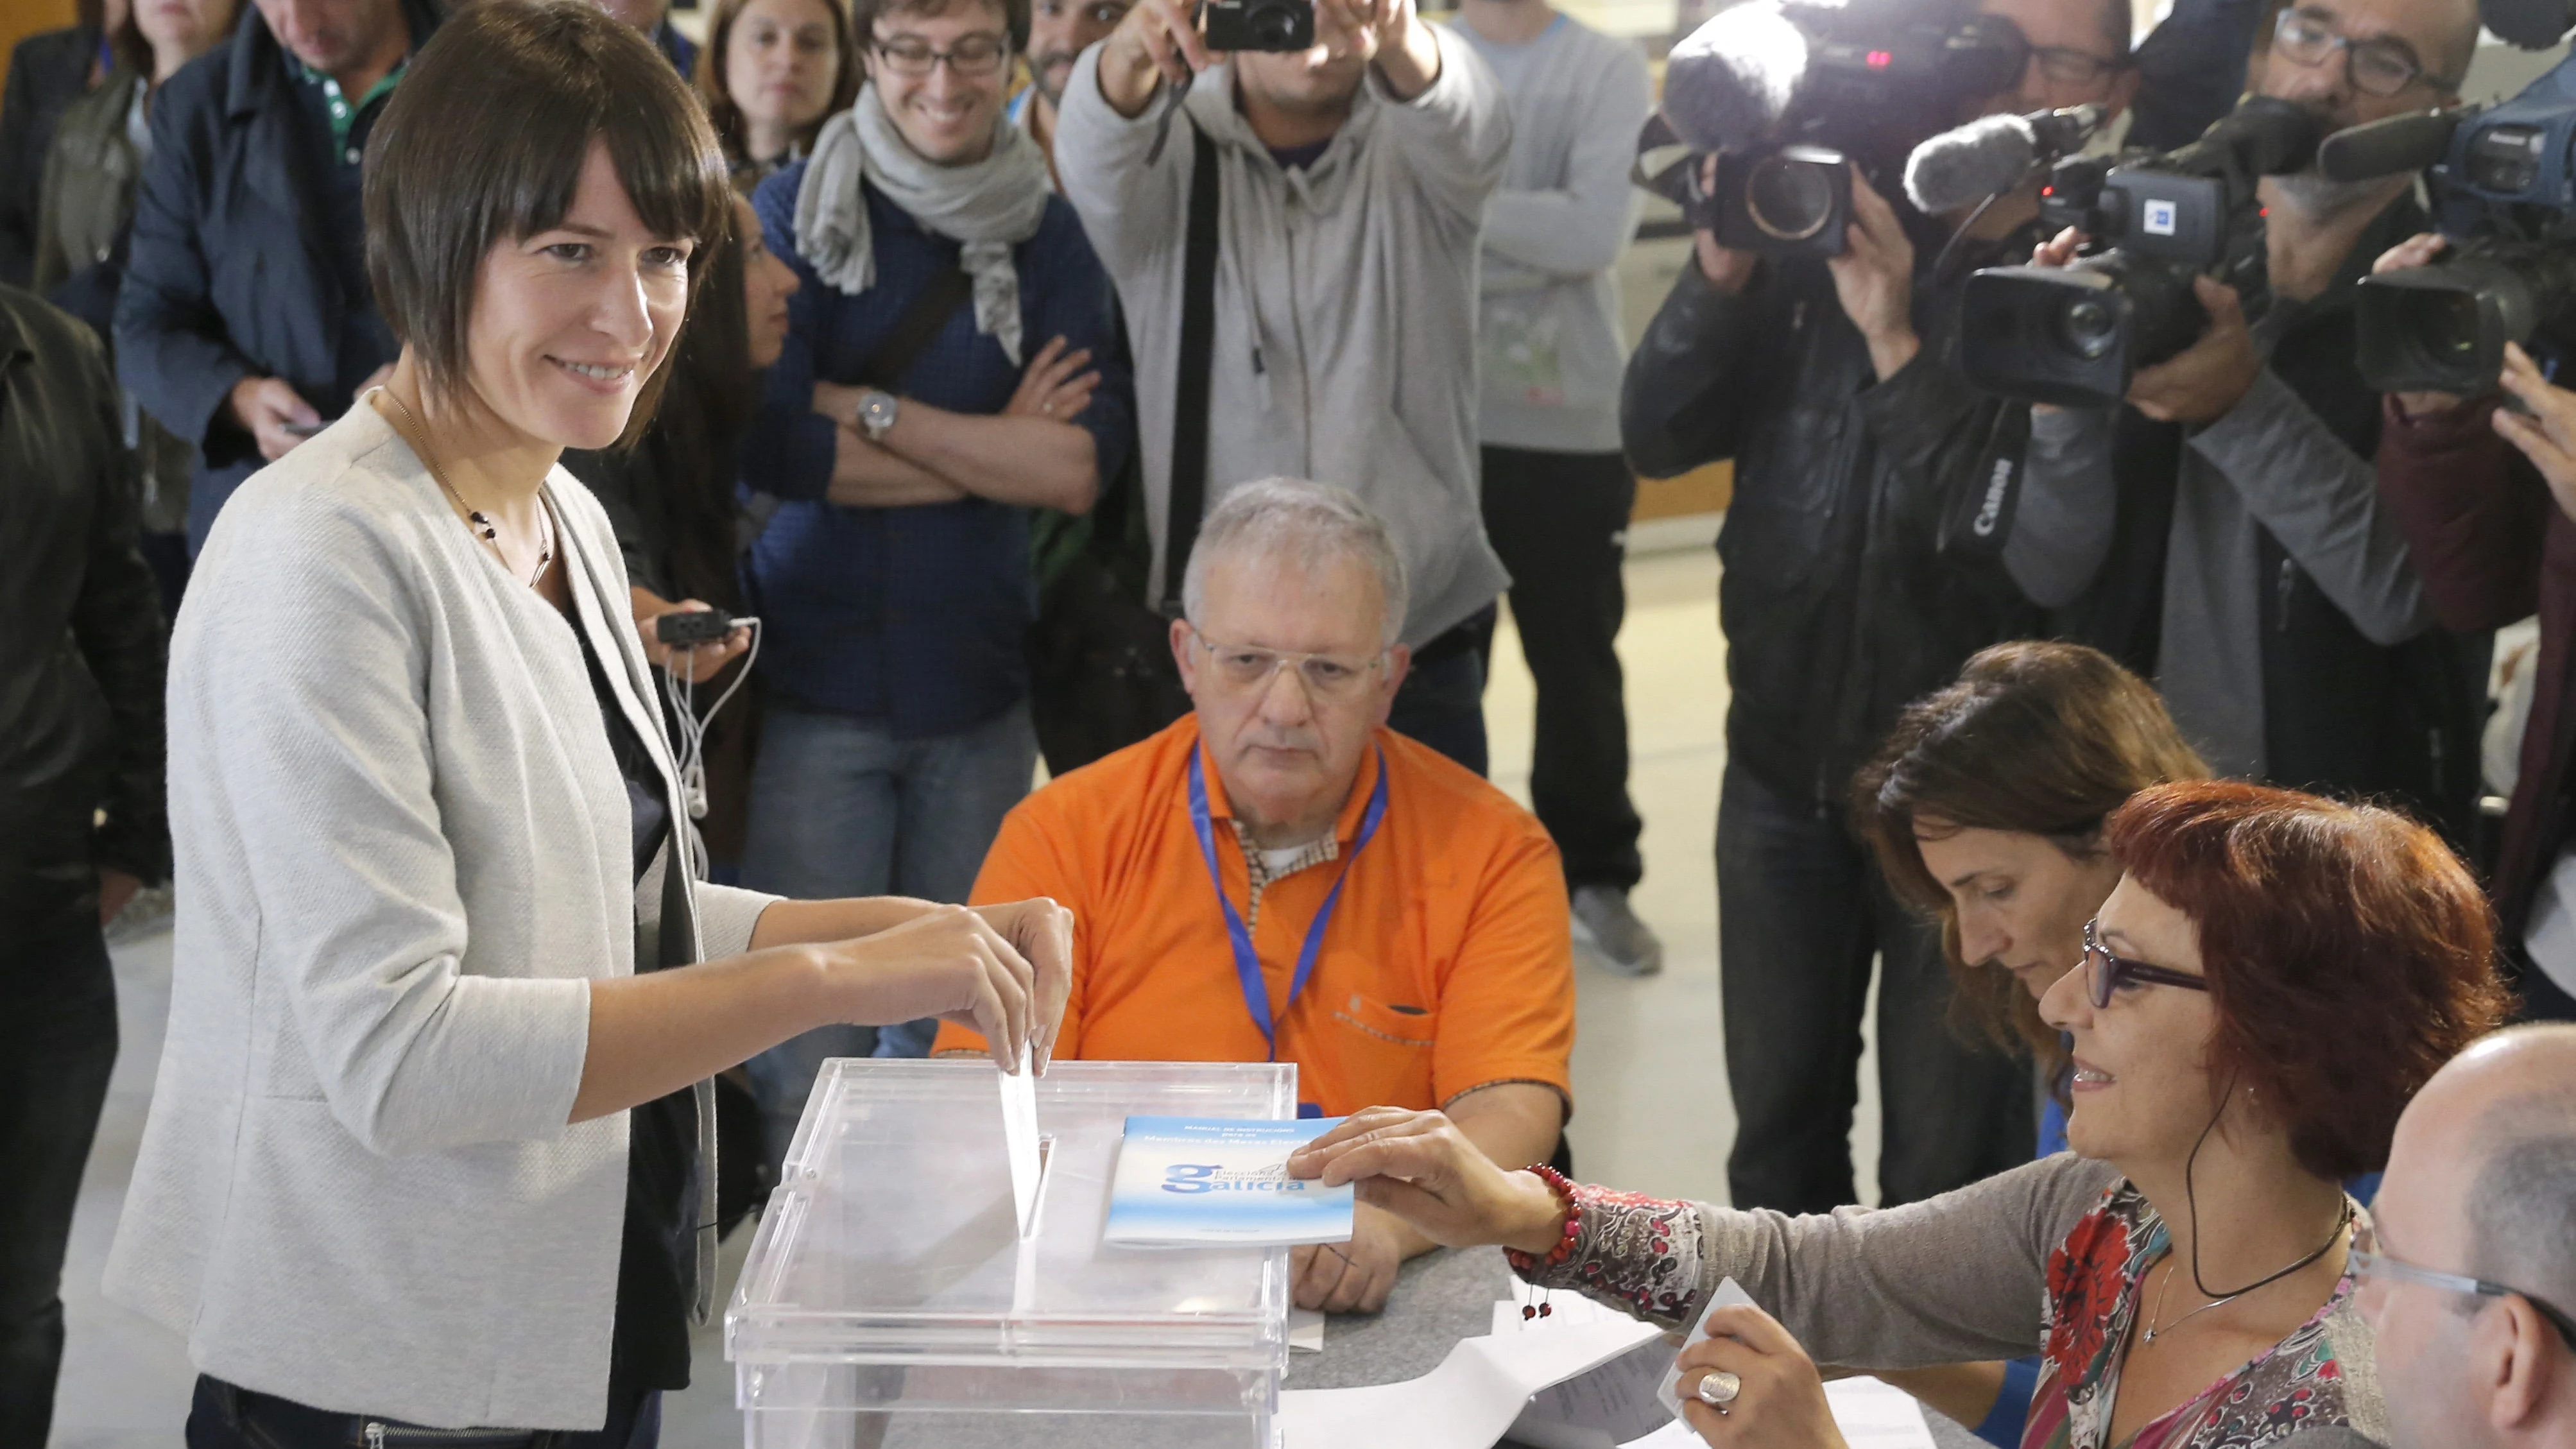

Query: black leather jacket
[[0, 284, 169, 925], [1622, 236, 2044, 809]]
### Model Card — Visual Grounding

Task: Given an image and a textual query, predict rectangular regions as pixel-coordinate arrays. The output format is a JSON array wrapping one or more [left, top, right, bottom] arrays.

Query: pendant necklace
[[2141, 1199, 2353, 1345], [377, 388, 553, 587]]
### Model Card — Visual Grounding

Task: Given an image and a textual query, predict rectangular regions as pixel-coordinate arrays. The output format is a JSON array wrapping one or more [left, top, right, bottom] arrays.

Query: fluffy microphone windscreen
[[1905, 111, 2039, 214], [1660, 1, 1810, 155]]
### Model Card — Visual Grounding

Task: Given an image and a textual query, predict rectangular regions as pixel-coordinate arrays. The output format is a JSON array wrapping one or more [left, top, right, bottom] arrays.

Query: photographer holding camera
[[1049, 0, 1511, 771], [1622, 0, 2155, 1214], [2376, 279, 2576, 1024], [2014, 0, 2486, 843]]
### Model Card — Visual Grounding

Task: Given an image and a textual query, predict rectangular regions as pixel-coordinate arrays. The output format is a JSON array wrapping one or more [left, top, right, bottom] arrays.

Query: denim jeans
[[185, 1376, 659, 1448], [1385, 621, 1490, 778], [1715, 761, 2033, 1213], [738, 699, 1038, 1167], [0, 912, 117, 1448]]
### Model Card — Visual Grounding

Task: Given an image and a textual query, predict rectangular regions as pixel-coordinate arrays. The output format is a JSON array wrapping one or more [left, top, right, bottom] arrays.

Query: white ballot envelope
[[998, 1043, 1040, 1237]]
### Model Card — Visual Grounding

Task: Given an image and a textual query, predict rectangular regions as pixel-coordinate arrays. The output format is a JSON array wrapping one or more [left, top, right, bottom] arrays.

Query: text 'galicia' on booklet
[[1104, 1116, 1357, 1248]]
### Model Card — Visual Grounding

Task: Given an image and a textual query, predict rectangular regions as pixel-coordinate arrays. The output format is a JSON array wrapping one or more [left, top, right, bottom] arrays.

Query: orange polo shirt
[[934, 716, 1576, 1117]]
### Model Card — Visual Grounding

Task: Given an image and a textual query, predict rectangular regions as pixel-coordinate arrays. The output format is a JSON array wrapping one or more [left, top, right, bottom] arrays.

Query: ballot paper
[[999, 1043, 1040, 1237], [1103, 1116, 1355, 1247], [1617, 1377, 1938, 1449], [1278, 1312, 1664, 1449], [1654, 1276, 1758, 1417]]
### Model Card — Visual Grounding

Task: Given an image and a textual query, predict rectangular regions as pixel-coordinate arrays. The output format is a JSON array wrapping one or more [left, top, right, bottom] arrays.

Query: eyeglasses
[[2081, 918, 2211, 1008], [2027, 44, 2127, 87], [870, 33, 1010, 76], [1190, 631, 1388, 699], [2272, 8, 2446, 98], [2350, 1219, 2576, 1350]]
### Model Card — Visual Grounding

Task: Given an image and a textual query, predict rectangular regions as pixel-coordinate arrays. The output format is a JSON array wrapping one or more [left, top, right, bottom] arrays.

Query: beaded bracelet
[[1503, 1162, 1583, 1271]]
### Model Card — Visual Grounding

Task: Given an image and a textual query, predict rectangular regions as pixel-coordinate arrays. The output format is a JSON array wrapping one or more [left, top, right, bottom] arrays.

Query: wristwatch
[[854, 388, 900, 442]]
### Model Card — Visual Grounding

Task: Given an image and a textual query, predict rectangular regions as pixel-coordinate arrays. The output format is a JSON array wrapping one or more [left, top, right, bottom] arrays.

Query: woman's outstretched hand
[[1285, 1106, 1568, 1253], [1674, 1304, 1850, 1449], [822, 900, 1069, 1073]]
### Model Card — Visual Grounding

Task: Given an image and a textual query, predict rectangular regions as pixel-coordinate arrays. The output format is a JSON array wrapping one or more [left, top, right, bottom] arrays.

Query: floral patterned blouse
[[1508, 1171, 2378, 1449]]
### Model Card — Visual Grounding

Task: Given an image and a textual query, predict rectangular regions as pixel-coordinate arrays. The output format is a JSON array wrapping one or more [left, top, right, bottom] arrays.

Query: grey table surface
[[1291, 1246, 1987, 1449]]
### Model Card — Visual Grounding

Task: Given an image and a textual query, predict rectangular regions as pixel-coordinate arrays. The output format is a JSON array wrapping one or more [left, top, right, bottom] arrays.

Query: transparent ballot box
[[726, 1059, 1297, 1449]]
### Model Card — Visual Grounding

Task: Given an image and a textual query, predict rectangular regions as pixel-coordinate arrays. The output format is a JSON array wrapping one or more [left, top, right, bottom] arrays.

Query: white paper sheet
[[999, 1043, 1040, 1237], [1290, 1308, 1326, 1353], [1654, 1276, 1758, 1417], [1491, 1294, 1633, 1337], [1278, 1315, 1662, 1449], [1617, 1376, 1936, 1448]]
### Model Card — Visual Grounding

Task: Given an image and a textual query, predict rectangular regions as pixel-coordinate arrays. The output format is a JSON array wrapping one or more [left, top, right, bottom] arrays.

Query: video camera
[[1950, 97, 2323, 407], [2344, 0, 2576, 393], [1638, 0, 2029, 256]]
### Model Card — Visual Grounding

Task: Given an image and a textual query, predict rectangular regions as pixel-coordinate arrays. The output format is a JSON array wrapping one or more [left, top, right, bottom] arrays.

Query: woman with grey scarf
[[735, 0, 1135, 1169]]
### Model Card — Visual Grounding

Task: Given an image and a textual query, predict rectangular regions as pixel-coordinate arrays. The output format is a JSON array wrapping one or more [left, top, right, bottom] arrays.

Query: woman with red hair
[[1294, 781, 2508, 1449]]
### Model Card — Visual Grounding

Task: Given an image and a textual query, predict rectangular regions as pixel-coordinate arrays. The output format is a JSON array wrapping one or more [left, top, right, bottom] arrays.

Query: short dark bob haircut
[[363, 0, 734, 449], [2104, 780, 2510, 1181], [1853, 642, 2209, 1068]]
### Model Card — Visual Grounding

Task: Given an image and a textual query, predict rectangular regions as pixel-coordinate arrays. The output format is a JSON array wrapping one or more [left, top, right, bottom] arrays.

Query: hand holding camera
[[1098, 0, 1219, 117], [1826, 167, 1921, 381], [2494, 341, 2576, 522]]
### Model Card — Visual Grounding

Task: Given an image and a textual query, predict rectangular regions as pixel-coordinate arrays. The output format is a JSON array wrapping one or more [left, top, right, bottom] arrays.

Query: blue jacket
[[114, 0, 434, 553], [743, 163, 1131, 739]]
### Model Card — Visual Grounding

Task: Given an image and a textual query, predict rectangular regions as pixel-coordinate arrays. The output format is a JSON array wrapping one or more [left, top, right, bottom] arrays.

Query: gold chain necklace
[[376, 388, 554, 588]]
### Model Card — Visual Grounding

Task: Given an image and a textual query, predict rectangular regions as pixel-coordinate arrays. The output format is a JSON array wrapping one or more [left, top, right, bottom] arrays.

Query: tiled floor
[[51, 537, 1895, 1448]]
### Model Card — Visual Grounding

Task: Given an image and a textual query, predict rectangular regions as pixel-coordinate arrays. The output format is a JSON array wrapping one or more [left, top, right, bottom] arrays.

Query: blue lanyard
[[1186, 748, 1389, 1065]]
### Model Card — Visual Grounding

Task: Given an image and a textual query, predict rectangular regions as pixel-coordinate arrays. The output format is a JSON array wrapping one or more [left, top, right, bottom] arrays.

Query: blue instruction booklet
[[1104, 1115, 1357, 1248]]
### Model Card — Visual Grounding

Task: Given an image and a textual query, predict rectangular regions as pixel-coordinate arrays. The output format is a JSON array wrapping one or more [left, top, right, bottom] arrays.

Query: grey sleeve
[[2189, 366, 2435, 646], [1479, 46, 1650, 278], [1688, 1154, 2120, 1368], [2004, 406, 2120, 608], [1373, 25, 1513, 224], [1051, 45, 1193, 281]]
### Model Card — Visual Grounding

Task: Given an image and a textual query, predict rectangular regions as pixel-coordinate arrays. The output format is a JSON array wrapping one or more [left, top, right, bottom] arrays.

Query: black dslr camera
[[1203, 0, 1311, 51], [2348, 0, 2576, 394], [1644, 0, 2028, 257], [1956, 97, 2321, 407]]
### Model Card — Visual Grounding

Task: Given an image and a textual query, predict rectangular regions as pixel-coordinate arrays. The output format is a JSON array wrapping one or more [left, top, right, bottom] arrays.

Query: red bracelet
[[1506, 1163, 1582, 1270]]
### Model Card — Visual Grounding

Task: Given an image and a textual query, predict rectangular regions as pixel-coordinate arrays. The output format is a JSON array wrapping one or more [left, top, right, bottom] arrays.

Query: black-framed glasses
[[2081, 918, 2211, 1008], [2272, 8, 2448, 98], [2351, 1219, 2576, 1350], [871, 32, 1011, 76], [2028, 44, 2128, 87]]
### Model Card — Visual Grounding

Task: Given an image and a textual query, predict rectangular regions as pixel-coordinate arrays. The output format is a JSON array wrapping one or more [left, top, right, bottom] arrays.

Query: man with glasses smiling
[[2016, 0, 2488, 857], [2362, 1024, 2576, 1449], [737, 0, 1134, 1165], [932, 480, 1575, 1317]]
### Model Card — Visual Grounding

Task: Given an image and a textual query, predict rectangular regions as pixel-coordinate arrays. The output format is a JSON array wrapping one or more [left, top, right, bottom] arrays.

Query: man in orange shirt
[[938, 479, 1574, 1313]]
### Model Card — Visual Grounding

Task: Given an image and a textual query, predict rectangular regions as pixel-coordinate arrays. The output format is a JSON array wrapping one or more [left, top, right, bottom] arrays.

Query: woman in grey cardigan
[[1295, 782, 2509, 1449], [103, 6, 1069, 1446]]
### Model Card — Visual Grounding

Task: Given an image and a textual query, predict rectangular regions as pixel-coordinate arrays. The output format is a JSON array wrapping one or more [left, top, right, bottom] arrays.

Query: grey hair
[[2466, 1091, 2576, 1321], [1179, 479, 1409, 647]]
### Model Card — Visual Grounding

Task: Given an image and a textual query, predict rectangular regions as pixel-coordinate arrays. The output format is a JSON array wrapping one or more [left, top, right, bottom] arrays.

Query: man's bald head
[[2373, 1025, 2576, 1449], [2441, 1028, 2576, 1313]]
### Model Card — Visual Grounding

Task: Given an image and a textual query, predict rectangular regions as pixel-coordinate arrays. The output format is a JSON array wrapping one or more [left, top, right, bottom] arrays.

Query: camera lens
[[1744, 156, 1835, 242], [2402, 288, 2484, 363], [2055, 294, 2122, 361], [1249, 0, 1303, 44]]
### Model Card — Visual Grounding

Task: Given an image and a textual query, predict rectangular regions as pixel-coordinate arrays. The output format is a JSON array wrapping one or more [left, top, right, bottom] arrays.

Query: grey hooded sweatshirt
[[1053, 31, 1513, 644]]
